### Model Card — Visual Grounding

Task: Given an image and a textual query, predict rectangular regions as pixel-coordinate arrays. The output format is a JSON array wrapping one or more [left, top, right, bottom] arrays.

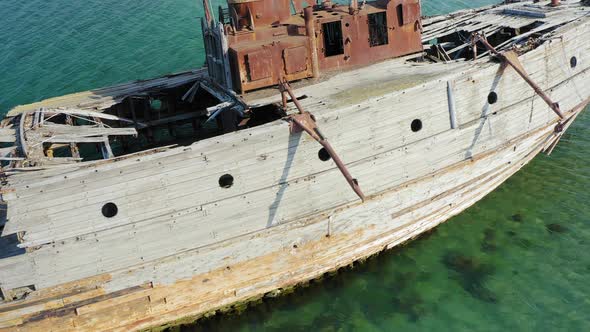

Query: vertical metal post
[[201, 18, 215, 78], [202, 0, 213, 24], [447, 81, 458, 129], [217, 22, 233, 90], [304, 7, 320, 79], [349, 0, 358, 14]]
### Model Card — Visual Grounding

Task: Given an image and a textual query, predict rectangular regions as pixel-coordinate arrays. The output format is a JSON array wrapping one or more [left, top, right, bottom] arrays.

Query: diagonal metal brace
[[544, 96, 590, 155], [471, 33, 565, 121], [279, 79, 366, 202]]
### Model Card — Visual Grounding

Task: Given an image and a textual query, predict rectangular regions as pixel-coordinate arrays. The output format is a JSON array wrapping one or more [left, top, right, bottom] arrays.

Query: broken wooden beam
[[42, 136, 118, 144], [65, 115, 81, 159], [206, 102, 233, 116], [182, 81, 201, 102], [43, 109, 145, 127], [0, 147, 16, 158], [37, 125, 137, 137], [18, 111, 28, 158], [143, 112, 206, 127], [94, 117, 115, 159], [0, 136, 16, 143]]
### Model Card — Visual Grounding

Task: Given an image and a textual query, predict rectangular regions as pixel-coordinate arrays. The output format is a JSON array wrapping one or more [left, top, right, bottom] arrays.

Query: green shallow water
[[1, 0, 589, 331]]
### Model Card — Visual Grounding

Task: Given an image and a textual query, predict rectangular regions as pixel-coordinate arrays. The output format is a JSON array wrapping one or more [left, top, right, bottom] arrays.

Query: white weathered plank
[[5, 35, 589, 243]]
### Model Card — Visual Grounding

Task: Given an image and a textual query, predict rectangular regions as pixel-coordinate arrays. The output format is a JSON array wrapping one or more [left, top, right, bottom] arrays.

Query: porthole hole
[[570, 56, 578, 68], [219, 174, 234, 188], [488, 91, 498, 104], [150, 99, 162, 111], [345, 23, 350, 27], [410, 119, 422, 132], [102, 203, 118, 218], [318, 148, 331, 161]]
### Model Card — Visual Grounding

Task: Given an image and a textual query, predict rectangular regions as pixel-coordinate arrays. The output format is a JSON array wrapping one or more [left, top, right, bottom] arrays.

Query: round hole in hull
[[488, 91, 498, 104], [570, 56, 578, 68], [102, 203, 118, 218], [318, 148, 331, 161], [411, 119, 423, 132], [219, 174, 234, 188]]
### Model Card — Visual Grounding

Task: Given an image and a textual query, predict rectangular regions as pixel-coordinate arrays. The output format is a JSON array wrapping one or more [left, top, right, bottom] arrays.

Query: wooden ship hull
[[1, 1, 589, 331]]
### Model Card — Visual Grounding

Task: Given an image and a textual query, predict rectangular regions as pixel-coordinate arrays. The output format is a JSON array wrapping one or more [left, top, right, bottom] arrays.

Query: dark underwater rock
[[391, 291, 427, 322], [516, 238, 532, 249], [481, 228, 497, 252], [546, 223, 568, 233], [511, 214, 523, 223], [442, 252, 497, 303]]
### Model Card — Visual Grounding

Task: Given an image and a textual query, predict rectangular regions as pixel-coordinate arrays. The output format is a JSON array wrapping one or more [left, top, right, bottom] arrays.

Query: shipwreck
[[0, 0, 589, 330]]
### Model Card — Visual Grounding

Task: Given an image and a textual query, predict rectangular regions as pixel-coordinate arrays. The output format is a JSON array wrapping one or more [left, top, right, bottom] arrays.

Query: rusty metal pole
[[349, 0, 358, 15], [473, 34, 565, 119], [545, 96, 590, 154], [280, 80, 366, 202], [202, 0, 213, 24], [280, 79, 306, 114], [281, 91, 288, 108], [290, 115, 366, 202], [304, 7, 321, 79], [551, 0, 560, 7]]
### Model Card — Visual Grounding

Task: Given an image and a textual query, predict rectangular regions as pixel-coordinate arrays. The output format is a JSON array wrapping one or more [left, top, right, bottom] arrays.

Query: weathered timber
[[0, 2, 589, 331], [64, 116, 81, 160], [7, 70, 207, 117], [36, 125, 137, 137]]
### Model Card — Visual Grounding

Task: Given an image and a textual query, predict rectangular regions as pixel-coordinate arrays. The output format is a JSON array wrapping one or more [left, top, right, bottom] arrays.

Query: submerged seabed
[[1, 0, 589, 331]]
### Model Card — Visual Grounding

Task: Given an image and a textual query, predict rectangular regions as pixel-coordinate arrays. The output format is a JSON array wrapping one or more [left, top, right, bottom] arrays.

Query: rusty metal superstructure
[[203, 0, 423, 92]]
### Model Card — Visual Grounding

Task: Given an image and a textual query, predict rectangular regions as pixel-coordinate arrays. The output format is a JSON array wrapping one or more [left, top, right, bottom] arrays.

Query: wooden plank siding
[[0, 3, 589, 331], [0, 16, 588, 290]]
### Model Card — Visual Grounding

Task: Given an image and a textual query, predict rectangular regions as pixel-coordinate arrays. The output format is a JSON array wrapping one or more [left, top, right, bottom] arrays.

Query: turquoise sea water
[[1, 0, 589, 331]]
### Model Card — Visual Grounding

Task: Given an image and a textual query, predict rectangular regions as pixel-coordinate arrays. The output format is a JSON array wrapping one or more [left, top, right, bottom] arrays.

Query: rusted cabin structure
[[206, 0, 423, 92]]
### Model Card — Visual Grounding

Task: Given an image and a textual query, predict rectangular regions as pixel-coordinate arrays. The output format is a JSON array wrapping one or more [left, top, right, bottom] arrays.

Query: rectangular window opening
[[368, 12, 389, 47], [322, 21, 344, 57], [396, 4, 404, 26]]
